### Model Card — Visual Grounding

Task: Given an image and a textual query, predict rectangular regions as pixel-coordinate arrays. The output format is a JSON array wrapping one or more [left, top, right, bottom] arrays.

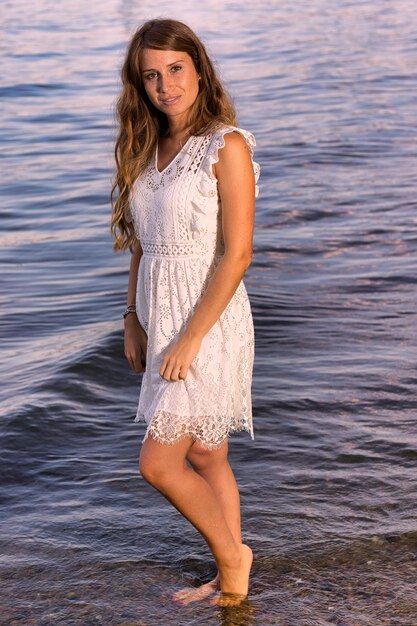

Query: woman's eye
[[144, 66, 181, 81]]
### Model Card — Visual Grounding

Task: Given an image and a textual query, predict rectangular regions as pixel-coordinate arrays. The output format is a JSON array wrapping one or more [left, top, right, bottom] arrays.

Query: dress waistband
[[141, 240, 224, 260]]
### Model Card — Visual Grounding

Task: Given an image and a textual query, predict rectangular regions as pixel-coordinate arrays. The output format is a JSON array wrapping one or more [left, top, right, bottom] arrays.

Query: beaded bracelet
[[123, 304, 137, 319]]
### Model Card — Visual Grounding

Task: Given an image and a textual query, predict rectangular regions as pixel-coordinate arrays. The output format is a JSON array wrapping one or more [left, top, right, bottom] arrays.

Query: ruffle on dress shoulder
[[198, 126, 260, 198]]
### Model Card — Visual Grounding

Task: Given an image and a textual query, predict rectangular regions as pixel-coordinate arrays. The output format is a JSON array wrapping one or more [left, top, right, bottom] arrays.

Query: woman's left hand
[[159, 330, 203, 382]]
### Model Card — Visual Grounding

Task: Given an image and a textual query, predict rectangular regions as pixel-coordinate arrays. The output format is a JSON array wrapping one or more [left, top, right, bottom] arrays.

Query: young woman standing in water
[[111, 18, 260, 607]]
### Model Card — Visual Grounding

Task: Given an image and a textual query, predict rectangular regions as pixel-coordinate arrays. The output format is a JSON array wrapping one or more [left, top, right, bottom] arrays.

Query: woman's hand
[[124, 315, 148, 373], [159, 329, 202, 382]]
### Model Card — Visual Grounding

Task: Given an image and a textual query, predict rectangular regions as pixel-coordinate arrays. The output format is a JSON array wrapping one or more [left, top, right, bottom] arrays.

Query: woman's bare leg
[[189, 439, 242, 544], [172, 438, 242, 603], [139, 434, 252, 606]]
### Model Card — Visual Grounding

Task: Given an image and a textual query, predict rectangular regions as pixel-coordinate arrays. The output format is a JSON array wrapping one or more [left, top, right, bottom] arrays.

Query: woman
[[110, 18, 260, 607]]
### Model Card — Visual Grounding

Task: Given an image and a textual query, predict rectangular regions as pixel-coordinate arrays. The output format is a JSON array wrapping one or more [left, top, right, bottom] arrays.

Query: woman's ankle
[[216, 544, 242, 570]]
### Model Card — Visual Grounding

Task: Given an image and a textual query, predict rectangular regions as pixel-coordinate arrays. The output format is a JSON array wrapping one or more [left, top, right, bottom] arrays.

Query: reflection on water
[[1, 0, 417, 624]]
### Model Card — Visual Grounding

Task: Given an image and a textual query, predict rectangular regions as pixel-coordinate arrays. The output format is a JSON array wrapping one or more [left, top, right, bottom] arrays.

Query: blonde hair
[[110, 18, 237, 252]]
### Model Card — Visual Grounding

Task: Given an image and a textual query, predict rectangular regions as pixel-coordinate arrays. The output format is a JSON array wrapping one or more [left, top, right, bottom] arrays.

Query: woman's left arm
[[159, 131, 255, 382]]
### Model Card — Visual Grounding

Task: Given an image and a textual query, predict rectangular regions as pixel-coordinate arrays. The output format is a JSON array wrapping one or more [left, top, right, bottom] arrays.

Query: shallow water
[[1, 0, 417, 624]]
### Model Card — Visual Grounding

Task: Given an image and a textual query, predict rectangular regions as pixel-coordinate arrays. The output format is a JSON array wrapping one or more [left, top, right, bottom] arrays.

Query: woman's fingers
[[125, 347, 146, 373], [170, 361, 183, 381], [159, 334, 201, 381], [124, 323, 147, 373], [134, 348, 146, 372], [160, 357, 189, 382], [160, 356, 178, 381]]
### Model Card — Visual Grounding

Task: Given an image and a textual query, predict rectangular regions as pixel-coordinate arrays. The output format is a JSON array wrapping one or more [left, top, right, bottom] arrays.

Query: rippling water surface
[[1, 1, 417, 624]]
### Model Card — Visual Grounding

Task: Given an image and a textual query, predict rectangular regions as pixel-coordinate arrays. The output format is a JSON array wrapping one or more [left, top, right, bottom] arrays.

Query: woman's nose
[[158, 72, 174, 93]]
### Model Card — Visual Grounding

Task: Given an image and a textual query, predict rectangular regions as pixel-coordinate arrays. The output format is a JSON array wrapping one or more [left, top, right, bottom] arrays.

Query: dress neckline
[[155, 135, 194, 175]]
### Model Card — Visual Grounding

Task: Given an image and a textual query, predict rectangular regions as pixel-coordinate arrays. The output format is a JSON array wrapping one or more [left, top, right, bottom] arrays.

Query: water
[[1, 1, 417, 624]]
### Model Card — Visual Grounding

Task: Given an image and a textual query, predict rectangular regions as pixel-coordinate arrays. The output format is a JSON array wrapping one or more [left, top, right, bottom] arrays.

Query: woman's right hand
[[124, 315, 148, 373]]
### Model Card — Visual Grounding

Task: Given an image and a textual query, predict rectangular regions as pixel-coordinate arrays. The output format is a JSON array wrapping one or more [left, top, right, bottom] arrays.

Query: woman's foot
[[209, 543, 253, 607], [172, 572, 220, 604]]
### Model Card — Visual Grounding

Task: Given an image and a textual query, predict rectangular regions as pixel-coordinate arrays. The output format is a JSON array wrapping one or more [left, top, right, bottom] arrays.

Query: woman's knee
[[138, 451, 161, 485], [138, 435, 190, 486], [187, 439, 228, 472], [139, 452, 171, 488]]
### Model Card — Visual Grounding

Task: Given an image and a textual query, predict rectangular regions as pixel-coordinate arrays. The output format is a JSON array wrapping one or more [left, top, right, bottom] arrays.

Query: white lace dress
[[128, 124, 260, 450]]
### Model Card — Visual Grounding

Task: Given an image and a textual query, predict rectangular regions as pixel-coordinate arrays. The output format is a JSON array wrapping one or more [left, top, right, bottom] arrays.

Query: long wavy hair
[[110, 18, 237, 252]]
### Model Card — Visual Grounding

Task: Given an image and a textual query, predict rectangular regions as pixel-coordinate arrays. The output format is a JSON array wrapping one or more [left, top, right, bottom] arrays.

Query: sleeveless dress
[[127, 124, 260, 450]]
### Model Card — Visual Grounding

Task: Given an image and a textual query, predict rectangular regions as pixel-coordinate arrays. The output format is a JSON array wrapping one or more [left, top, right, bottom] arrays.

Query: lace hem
[[203, 126, 261, 198], [135, 410, 255, 451]]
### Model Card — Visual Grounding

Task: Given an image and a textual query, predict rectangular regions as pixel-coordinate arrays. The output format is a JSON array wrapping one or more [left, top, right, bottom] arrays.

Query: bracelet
[[123, 305, 137, 319]]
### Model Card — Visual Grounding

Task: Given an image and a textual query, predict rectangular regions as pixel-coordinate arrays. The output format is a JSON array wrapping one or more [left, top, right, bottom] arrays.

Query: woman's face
[[140, 48, 201, 128]]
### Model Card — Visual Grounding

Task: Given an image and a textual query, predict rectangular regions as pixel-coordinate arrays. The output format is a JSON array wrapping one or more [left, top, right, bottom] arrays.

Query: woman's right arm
[[124, 239, 148, 373]]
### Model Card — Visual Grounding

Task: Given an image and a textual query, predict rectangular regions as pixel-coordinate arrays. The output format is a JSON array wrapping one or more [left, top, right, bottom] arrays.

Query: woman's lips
[[161, 96, 180, 106]]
